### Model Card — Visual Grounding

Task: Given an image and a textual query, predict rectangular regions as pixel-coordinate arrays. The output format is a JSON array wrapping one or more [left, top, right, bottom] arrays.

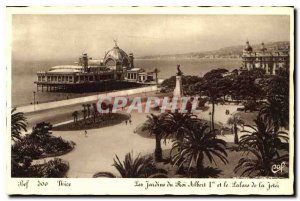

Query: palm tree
[[11, 108, 27, 141], [171, 124, 228, 178], [227, 114, 245, 144], [153, 68, 160, 84], [82, 110, 87, 124], [201, 69, 229, 132], [162, 112, 204, 173], [92, 103, 98, 123], [82, 104, 87, 124], [234, 115, 289, 177], [259, 98, 288, 131], [142, 113, 167, 162], [163, 112, 202, 142], [86, 104, 91, 119], [72, 111, 78, 124], [93, 152, 167, 178]]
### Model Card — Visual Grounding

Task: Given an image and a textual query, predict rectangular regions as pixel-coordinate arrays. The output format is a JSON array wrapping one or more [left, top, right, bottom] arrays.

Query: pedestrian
[[125, 120, 128, 125], [84, 130, 88, 137]]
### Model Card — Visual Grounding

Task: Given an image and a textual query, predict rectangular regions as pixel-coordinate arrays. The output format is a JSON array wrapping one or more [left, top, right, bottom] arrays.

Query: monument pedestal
[[173, 76, 183, 97]]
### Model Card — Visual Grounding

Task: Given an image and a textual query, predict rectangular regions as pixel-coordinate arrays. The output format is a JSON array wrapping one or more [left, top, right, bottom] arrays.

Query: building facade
[[241, 41, 289, 75]]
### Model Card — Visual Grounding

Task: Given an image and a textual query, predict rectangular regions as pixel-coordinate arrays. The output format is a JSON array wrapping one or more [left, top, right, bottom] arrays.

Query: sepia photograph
[[6, 6, 294, 195]]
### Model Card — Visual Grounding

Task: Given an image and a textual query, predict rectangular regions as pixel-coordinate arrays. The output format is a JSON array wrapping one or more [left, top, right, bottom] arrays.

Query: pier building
[[35, 42, 154, 92]]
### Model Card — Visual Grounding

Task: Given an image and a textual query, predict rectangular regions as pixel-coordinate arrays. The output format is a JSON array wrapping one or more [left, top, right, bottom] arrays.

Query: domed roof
[[260, 42, 267, 51], [103, 44, 130, 64], [244, 41, 253, 52]]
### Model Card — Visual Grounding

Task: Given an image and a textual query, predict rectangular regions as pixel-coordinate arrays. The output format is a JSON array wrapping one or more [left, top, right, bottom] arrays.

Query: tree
[[259, 98, 289, 131], [93, 152, 167, 178], [171, 124, 228, 178], [11, 108, 27, 141], [234, 115, 289, 177], [72, 111, 78, 124], [142, 113, 167, 162], [262, 72, 289, 130], [200, 68, 229, 131], [182, 76, 203, 96], [227, 114, 245, 144], [11, 122, 73, 178], [153, 68, 160, 84], [86, 104, 91, 118], [230, 73, 264, 102], [82, 104, 87, 124], [161, 76, 176, 93], [28, 122, 53, 144], [161, 75, 203, 94], [163, 112, 202, 142], [231, 69, 239, 76]]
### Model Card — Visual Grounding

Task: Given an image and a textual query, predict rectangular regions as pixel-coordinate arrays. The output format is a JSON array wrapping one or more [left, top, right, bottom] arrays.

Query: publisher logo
[[271, 162, 286, 174]]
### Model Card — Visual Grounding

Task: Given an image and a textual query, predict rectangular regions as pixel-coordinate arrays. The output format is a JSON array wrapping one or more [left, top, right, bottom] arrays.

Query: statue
[[174, 64, 183, 97], [113, 39, 118, 47], [177, 64, 183, 76]]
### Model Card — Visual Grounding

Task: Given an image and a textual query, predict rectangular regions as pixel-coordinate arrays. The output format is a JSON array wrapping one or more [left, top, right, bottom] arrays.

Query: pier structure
[[35, 42, 155, 92], [35, 67, 115, 92]]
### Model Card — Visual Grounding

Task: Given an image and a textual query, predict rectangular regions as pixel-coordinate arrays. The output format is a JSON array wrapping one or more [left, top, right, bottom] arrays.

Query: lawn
[[235, 111, 259, 125]]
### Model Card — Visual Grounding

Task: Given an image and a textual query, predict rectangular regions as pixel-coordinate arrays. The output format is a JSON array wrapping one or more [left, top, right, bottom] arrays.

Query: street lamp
[[33, 91, 36, 105], [33, 91, 36, 110]]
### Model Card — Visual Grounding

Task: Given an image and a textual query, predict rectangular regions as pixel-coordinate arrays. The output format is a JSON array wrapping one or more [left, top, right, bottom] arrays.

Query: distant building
[[241, 41, 289, 75], [35, 42, 154, 92]]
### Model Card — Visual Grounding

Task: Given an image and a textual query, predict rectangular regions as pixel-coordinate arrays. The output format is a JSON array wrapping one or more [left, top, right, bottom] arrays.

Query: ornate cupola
[[244, 41, 253, 52], [260, 42, 267, 52]]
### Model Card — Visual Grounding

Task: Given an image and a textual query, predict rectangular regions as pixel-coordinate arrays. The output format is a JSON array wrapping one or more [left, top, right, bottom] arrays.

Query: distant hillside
[[138, 41, 290, 59]]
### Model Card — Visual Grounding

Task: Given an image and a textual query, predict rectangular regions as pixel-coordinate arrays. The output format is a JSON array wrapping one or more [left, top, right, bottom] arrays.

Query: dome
[[260, 42, 267, 51], [49, 65, 83, 73], [103, 44, 130, 69], [244, 41, 253, 52]]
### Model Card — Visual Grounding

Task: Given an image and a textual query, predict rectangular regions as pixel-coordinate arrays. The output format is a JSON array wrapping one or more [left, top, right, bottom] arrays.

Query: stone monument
[[173, 64, 183, 97]]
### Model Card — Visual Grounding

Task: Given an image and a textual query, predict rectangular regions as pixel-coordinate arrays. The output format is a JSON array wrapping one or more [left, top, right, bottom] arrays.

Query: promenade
[[18, 85, 157, 114], [24, 87, 160, 129]]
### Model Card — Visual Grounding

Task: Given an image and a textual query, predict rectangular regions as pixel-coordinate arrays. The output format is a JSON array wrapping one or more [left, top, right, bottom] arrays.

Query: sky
[[11, 14, 290, 61]]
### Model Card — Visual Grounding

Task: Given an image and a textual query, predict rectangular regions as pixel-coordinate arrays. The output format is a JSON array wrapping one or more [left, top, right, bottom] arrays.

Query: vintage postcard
[[6, 6, 294, 195]]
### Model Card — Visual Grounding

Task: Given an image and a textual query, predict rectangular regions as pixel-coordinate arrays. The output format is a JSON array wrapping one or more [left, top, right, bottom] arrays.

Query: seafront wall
[[17, 86, 158, 113]]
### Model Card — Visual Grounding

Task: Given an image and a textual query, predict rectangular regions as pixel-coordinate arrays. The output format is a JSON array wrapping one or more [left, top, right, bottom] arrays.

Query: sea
[[11, 58, 242, 107]]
